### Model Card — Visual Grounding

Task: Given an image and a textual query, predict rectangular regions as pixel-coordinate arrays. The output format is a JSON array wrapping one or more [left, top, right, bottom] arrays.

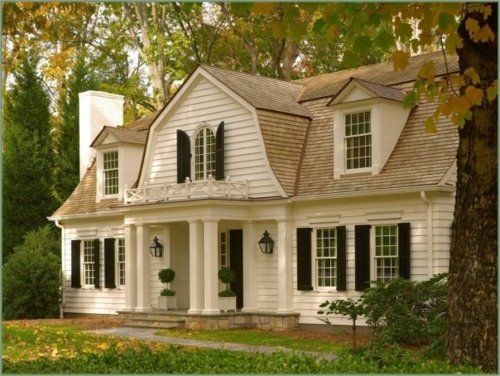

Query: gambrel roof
[[52, 51, 458, 218]]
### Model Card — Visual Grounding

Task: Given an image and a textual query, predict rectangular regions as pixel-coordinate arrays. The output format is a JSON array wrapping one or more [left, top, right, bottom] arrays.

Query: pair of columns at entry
[[123, 220, 294, 314]]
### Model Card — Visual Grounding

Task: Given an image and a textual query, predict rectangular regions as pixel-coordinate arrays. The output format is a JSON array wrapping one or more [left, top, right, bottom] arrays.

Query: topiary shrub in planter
[[218, 267, 236, 312], [158, 268, 177, 310]]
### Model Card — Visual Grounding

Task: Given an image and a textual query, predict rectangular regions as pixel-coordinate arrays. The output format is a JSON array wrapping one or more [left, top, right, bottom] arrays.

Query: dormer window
[[103, 151, 119, 196], [194, 127, 216, 180], [345, 111, 372, 170]]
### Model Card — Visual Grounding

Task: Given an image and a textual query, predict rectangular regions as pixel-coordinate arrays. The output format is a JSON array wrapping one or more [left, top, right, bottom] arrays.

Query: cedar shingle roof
[[91, 126, 147, 146], [330, 77, 406, 104], [52, 161, 120, 217], [295, 96, 458, 196], [296, 51, 458, 101], [201, 65, 312, 118], [52, 51, 458, 218]]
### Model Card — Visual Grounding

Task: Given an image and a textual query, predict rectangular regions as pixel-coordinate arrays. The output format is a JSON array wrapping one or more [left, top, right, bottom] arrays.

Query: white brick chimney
[[79, 91, 124, 179]]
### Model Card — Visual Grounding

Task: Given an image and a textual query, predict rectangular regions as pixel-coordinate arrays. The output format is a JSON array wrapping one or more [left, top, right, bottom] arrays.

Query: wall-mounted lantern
[[149, 236, 163, 257], [258, 231, 274, 254]]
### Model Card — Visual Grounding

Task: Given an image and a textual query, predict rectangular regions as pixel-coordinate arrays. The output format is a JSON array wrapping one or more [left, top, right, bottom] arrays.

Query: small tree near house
[[318, 298, 365, 349]]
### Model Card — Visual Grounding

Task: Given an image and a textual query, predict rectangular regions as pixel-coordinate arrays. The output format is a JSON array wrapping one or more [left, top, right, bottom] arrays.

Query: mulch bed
[[4, 315, 123, 330]]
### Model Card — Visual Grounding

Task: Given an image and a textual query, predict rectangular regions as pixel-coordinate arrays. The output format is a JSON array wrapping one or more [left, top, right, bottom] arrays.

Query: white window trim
[[311, 227, 338, 292], [102, 149, 120, 198], [81, 239, 98, 289], [192, 125, 216, 181], [370, 224, 400, 283], [333, 100, 381, 179], [116, 238, 126, 289]]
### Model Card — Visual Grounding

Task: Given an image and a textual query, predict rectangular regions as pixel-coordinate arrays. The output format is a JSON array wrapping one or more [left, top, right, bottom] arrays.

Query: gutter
[[420, 191, 433, 277], [53, 219, 65, 319]]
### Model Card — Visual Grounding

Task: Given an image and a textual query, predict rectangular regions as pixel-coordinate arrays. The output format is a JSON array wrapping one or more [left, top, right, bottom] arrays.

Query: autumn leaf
[[465, 17, 481, 42], [270, 22, 285, 39], [97, 342, 110, 351], [483, 5, 493, 20], [392, 50, 409, 71], [445, 33, 463, 53], [253, 2, 275, 15], [478, 24, 495, 43], [464, 86, 484, 105], [417, 61, 435, 83], [486, 80, 498, 101], [424, 116, 437, 133], [464, 67, 480, 85]]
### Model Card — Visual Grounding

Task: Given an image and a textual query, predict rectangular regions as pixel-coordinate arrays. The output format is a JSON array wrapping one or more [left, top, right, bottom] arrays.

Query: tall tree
[[54, 53, 97, 204], [446, 3, 497, 371], [3, 53, 55, 259]]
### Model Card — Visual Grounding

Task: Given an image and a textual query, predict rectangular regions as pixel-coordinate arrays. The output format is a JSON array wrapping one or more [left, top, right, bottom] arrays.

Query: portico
[[121, 200, 295, 316]]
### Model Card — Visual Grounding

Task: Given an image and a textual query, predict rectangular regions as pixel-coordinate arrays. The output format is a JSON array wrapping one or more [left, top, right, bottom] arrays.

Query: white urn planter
[[158, 295, 177, 311], [219, 296, 237, 312]]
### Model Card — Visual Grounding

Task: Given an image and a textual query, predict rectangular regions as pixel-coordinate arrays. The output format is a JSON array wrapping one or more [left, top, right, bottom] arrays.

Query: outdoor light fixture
[[258, 231, 274, 254], [149, 236, 163, 257]]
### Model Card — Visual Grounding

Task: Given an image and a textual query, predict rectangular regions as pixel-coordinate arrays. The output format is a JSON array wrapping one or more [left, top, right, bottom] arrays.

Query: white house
[[49, 51, 458, 329]]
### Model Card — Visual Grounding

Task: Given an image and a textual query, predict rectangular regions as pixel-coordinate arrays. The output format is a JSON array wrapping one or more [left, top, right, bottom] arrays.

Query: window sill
[[341, 167, 372, 176]]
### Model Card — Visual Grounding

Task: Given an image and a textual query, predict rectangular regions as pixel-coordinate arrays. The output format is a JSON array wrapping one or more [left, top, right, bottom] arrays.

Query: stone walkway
[[91, 327, 337, 361]]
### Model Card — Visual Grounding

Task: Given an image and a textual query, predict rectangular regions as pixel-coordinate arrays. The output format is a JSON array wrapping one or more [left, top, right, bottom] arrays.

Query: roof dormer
[[329, 78, 412, 179], [91, 126, 147, 202]]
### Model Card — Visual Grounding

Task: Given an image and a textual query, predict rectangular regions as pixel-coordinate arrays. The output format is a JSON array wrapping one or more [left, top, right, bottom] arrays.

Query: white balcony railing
[[124, 175, 249, 204]]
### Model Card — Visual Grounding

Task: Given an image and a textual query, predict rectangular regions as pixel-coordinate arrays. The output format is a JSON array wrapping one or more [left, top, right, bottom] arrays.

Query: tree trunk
[[446, 3, 497, 372], [282, 40, 299, 81]]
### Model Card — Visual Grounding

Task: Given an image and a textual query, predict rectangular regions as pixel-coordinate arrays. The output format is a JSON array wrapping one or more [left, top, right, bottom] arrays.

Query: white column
[[124, 224, 137, 310], [277, 220, 294, 313], [242, 221, 258, 312], [202, 219, 220, 314], [188, 220, 204, 314], [135, 223, 151, 311], [162, 225, 171, 269]]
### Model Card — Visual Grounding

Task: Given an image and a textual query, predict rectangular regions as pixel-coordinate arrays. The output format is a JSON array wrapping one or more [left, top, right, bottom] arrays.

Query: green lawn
[[2, 321, 481, 374], [155, 328, 345, 353]]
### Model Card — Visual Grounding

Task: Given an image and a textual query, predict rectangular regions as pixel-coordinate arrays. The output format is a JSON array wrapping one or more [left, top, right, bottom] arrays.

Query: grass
[[155, 328, 345, 353], [2, 321, 482, 374]]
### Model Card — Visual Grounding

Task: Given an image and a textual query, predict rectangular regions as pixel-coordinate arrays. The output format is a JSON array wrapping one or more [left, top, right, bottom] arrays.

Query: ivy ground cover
[[2, 320, 480, 374]]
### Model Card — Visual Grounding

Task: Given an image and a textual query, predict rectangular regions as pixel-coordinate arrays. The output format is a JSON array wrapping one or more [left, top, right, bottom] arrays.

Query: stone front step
[[125, 320, 183, 330]]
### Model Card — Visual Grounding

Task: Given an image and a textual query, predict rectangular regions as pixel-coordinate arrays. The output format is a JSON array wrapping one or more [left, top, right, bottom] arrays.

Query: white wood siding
[[62, 219, 125, 314], [291, 192, 453, 325], [145, 76, 282, 198]]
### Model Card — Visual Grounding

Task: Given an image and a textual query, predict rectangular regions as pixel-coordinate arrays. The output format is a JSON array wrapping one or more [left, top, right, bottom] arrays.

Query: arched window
[[194, 127, 216, 180]]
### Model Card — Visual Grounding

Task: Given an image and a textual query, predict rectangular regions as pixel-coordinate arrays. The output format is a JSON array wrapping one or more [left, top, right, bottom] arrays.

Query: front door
[[229, 229, 243, 309]]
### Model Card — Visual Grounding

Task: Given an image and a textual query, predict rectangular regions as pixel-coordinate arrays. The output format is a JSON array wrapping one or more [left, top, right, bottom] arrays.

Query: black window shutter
[[215, 121, 225, 180], [398, 223, 411, 279], [297, 227, 313, 291], [177, 130, 191, 183], [336, 226, 347, 291], [104, 238, 116, 288], [71, 240, 81, 288], [93, 239, 100, 288], [355, 225, 371, 291]]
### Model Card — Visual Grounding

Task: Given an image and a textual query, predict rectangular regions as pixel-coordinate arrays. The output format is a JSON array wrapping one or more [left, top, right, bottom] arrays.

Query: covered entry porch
[[121, 200, 296, 323]]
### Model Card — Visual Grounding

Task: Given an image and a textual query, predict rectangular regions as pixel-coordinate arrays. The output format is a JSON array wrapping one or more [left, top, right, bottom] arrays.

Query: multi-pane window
[[316, 228, 337, 287], [103, 151, 119, 195], [83, 240, 95, 286], [194, 127, 215, 180], [220, 232, 228, 267], [345, 111, 372, 170], [117, 238, 125, 286], [375, 225, 399, 282]]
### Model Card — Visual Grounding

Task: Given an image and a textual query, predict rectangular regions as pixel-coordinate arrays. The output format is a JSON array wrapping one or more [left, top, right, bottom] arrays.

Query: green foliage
[[218, 267, 236, 284], [3, 53, 56, 259], [158, 268, 175, 284], [54, 52, 97, 204], [362, 274, 447, 350], [160, 288, 176, 297], [218, 289, 236, 297], [3, 337, 480, 374], [319, 275, 448, 354], [3, 226, 61, 319]]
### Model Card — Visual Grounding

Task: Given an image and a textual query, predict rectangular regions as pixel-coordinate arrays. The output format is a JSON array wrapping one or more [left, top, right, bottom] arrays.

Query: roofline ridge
[[201, 64, 306, 88]]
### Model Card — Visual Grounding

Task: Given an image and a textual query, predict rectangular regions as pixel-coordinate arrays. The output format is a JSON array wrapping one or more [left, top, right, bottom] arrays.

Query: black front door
[[229, 229, 243, 309]]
